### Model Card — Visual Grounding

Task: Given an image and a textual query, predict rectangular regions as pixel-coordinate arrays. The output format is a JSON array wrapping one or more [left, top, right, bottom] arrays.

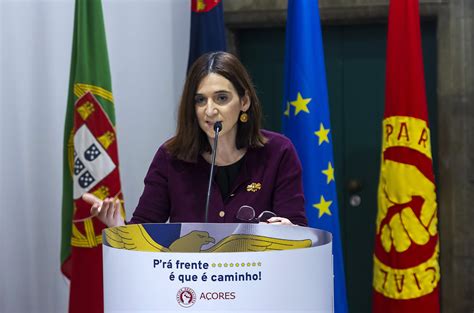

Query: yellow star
[[313, 195, 332, 218], [284, 102, 290, 117], [290, 92, 311, 115], [197, 0, 206, 11], [322, 162, 335, 184], [314, 123, 330, 145]]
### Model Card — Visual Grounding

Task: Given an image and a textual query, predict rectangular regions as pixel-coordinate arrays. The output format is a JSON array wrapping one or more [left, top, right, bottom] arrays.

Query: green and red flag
[[372, 0, 440, 312], [61, 0, 124, 312]]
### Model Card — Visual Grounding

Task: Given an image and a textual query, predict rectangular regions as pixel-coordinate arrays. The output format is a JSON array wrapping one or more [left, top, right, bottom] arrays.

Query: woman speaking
[[84, 52, 307, 227]]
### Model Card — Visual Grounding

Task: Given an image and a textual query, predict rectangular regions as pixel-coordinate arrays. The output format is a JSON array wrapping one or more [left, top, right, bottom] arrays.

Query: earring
[[239, 112, 249, 123]]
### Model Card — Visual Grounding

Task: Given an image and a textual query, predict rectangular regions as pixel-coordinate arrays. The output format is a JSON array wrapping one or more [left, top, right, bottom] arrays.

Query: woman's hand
[[264, 216, 294, 225], [82, 193, 125, 228]]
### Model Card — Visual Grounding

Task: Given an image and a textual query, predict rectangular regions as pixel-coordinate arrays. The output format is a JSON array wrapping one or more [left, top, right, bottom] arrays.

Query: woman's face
[[194, 73, 249, 142]]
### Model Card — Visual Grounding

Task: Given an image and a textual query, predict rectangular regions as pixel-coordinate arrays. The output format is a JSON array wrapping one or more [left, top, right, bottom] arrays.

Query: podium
[[102, 223, 333, 313]]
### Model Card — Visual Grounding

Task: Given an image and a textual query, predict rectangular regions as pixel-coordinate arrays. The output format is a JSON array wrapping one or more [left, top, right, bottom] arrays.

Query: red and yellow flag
[[372, 0, 440, 312], [61, 0, 124, 312]]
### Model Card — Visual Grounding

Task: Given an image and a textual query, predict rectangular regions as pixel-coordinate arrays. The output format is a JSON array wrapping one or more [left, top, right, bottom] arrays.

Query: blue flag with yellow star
[[282, 1, 348, 312]]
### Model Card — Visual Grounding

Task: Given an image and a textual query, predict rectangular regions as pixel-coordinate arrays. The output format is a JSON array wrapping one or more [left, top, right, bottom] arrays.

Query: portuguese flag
[[372, 0, 440, 312], [61, 0, 124, 312]]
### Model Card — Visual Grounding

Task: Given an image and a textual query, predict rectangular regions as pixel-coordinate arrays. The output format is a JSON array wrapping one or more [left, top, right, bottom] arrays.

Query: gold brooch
[[246, 183, 262, 192]]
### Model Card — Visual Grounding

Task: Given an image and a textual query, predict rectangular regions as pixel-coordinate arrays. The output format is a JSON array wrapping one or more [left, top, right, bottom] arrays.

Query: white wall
[[0, 0, 190, 311]]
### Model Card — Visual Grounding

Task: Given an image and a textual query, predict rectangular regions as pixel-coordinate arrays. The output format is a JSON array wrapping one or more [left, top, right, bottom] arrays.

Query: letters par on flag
[[372, 0, 440, 312]]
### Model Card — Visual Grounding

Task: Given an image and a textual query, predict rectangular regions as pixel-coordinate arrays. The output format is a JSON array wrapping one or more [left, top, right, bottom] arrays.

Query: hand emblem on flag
[[377, 160, 438, 253], [372, 0, 440, 310]]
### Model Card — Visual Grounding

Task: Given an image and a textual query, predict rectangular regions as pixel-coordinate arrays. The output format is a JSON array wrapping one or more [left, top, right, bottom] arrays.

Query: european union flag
[[282, 1, 348, 312], [187, 0, 227, 70]]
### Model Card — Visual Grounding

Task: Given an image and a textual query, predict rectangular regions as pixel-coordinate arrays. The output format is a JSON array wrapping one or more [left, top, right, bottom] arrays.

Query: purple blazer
[[129, 130, 307, 226]]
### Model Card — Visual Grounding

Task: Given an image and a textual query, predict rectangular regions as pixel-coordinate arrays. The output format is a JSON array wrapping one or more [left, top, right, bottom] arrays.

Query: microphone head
[[214, 121, 222, 132]]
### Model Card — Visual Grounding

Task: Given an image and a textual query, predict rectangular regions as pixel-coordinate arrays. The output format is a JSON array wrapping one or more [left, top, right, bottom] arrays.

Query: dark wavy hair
[[166, 52, 266, 162]]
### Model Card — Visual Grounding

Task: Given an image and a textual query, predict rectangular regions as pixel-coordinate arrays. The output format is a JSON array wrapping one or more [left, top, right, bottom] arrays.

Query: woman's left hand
[[263, 216, 294, 225]]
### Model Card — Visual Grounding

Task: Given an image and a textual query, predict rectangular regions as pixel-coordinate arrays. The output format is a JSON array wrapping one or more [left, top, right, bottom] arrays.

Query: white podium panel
[[103, 223, 333, 313]]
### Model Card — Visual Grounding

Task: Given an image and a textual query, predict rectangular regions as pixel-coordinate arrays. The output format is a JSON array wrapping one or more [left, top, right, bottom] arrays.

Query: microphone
[[204, 121, 222, 222], [214, 121, 222, 132]]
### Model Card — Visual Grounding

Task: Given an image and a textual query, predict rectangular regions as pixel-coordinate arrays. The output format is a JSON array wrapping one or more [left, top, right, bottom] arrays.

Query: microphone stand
[[204, 121, 222, 223]]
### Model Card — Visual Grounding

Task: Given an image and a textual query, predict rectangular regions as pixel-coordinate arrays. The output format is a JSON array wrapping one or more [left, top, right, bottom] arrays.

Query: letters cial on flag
[[282, 1, 348, 313], [374, 117, 439, 299], [372, 0, 440, 312], [61, 0, 125, 312]]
